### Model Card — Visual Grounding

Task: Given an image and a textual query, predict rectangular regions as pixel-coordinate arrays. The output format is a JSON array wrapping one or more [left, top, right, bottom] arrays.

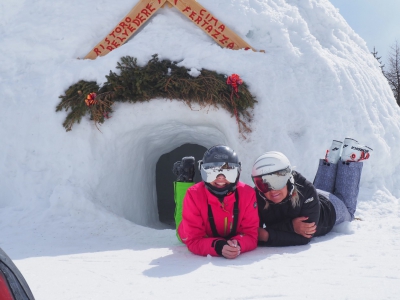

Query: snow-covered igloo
[[2, 0, 400, 228]]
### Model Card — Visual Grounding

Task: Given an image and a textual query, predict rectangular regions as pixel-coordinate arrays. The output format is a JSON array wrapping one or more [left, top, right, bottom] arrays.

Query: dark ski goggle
[[200, 161, 240, 183], [252, 167, 291, 193]]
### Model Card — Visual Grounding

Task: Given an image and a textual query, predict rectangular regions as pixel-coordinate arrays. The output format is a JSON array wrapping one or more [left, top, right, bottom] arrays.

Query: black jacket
[[257, 171, 336, 247]]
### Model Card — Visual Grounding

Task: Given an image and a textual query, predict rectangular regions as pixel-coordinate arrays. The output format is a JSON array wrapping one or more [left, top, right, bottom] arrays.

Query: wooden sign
[[170, 0, 254, 51], [84, 0, 256, 59], [85, 0, 167, 59]]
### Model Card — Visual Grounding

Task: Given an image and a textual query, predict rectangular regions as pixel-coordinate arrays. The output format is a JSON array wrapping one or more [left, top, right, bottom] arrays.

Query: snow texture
[[1, 0, 400, 299]]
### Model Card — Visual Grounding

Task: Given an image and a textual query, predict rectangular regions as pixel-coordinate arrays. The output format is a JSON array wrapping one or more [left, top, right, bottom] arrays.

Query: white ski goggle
[[252, 167, 291, 193], [199, 161, 240, 183]]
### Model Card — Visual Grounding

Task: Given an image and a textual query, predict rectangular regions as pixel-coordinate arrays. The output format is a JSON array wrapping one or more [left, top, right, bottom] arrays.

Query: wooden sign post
[[84, 0, 256, 60], [169, 0, 254, 51], [85, 0, 167, 59]]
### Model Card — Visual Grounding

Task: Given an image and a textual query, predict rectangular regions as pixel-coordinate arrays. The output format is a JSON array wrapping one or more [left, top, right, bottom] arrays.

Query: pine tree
[[371, 46, 385, 73], [385, 42, 400, 107]]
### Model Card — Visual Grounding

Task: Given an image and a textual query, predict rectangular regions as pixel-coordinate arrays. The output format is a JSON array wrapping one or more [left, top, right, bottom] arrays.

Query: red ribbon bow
[[226, 74, 244, 128], [227, 74, 243, 93], [85, 92, 97, 106]]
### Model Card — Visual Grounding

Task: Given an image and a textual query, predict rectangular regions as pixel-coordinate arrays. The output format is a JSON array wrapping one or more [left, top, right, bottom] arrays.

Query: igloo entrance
[[156, 143, 206, 227], [93, 117, 230, 228]]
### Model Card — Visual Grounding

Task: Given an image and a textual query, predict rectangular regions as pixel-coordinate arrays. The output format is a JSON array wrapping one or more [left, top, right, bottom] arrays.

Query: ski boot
[[325, 140, 343, 164], [341, 138, 372, 162]]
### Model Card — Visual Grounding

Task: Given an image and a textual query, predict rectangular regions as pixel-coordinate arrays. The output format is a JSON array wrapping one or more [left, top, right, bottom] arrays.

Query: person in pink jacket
[[176, 145, 259, 259]]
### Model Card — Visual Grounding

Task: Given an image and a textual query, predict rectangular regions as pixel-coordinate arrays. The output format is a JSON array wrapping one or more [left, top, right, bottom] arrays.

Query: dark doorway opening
[[156, 143, 207, 227]]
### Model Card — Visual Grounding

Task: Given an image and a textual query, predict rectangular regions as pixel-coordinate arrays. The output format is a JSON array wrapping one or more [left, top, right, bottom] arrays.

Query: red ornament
[[85, 92, 97, 106], [226, 74, 244, 127], [226, 74, 243, 93]]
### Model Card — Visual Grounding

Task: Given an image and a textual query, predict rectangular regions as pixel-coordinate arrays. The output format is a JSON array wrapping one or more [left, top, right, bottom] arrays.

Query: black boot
[[172, 156, 195, 182]]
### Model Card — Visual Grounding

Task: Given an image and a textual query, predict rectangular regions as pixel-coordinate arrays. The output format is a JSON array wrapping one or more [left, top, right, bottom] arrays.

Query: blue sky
[[329, 0, 400, 65]]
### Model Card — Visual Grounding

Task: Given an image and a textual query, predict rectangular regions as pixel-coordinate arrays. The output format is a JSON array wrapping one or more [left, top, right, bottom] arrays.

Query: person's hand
[[292, 216, 316, 238], [258, 227, 269, 242], [222, 240, 241, 259]]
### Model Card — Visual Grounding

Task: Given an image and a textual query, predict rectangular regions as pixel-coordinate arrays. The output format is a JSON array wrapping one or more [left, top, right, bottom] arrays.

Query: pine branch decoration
[[57, 55, 257, 134]]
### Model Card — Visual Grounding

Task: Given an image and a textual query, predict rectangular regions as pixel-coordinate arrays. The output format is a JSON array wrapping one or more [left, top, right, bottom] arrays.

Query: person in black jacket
[[252, 138, 372, 247]]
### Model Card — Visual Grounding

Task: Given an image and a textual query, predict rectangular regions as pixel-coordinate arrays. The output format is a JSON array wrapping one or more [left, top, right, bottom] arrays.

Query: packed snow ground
[[1, 0, 400, 299]]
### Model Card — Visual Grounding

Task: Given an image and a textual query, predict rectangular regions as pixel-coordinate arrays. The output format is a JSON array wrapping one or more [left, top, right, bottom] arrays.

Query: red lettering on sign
[[146, 3, 156, 13], [86, 0, 252, 58], [121, 29, 129, 37], [111, 40, 120, 48], [189, 11, 196, 20], [219, 35, 229, 44], [141, 8, 151, 17], [201, 20, 209, 28], [133, 18, 140, 26], [209, 17, 218, 26], [127, 24, 135, 33], [195, 16, 203, 24], [136, 13, 146, 24], [212, 29, 221, 39]]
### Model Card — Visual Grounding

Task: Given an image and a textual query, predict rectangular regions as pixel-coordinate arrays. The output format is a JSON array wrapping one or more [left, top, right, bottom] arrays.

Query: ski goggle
[[252, 167, 291, 193], [199, 161, 240, 183]]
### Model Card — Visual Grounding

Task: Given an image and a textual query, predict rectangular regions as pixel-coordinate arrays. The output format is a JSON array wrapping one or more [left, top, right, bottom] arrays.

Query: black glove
[[214, 240, 228, 256]]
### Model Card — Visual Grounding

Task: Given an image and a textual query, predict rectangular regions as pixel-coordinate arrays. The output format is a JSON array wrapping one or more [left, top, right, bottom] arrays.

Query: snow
[[1, 0, 400, 299]]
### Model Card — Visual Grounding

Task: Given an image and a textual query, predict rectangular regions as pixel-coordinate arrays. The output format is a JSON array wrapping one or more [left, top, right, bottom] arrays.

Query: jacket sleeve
[[258, 228, 311, 247], [260, 180, 321, 247], [181, 189, 224, 256], [298, 181, 321, 225], [231, 189, 259, 253], [266, 189, 320, 233]]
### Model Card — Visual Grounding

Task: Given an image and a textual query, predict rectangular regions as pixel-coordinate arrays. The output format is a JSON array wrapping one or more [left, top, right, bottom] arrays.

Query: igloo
[[1, 0, 400, 229]]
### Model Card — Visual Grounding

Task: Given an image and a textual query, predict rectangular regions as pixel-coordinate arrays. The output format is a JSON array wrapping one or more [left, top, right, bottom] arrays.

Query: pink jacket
[[178, 181, 259, 257]]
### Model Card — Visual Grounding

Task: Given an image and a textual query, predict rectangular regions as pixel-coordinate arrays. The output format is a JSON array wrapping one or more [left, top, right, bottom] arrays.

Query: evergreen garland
[[57, 55, 257, 135]]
